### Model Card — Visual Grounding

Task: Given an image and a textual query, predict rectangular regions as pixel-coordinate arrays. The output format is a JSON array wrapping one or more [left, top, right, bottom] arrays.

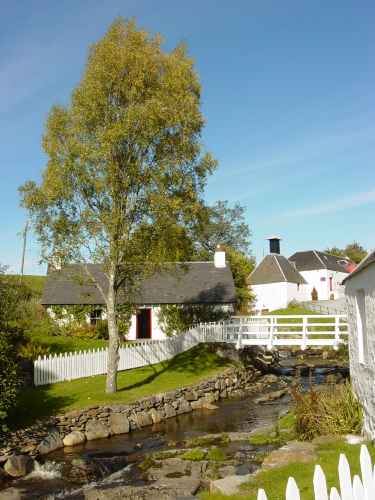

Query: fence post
[[236, 324, 242, 350], [334, 316, 340, 351], [301, 316, 307, 350], [267, 317, 274, 351]]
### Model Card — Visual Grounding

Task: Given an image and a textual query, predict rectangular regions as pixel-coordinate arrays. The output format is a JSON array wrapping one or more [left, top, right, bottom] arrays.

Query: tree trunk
[[106, 271, 120, 393]]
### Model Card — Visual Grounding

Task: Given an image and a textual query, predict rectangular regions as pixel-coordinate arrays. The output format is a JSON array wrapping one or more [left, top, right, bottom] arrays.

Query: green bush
[[19, 341, 51, 360], [207, 446, 226, 461], [293, 382, 363, 441], [95, 320, 109, 339], [0, 333, 22, 432]]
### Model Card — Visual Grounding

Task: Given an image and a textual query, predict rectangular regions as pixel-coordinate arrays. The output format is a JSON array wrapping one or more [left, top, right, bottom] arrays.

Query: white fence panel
[[257, 445, 374, 500], [33, 315, 347, 386], [34, 327, 203, 386]]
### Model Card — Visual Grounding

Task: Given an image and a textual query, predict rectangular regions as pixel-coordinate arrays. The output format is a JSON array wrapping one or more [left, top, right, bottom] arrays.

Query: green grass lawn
[[6, 274, 47, 297], [12, 344, 235, 428], [201, 439, 375, 500], [27, 331, 108, 354]]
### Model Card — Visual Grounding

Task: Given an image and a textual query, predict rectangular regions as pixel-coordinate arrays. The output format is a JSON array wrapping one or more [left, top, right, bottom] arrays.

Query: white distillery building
[[289, 250, 351, 300], [250, 237, 309, 312], [343, 249, 375, 439], [41, 248, 236, 341]]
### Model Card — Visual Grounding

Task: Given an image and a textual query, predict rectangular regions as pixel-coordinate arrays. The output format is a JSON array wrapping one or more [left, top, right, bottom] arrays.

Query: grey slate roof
[[289, 251, 350, 273], [342, 250, 375, 284], [41, 263, 237, 306], [249, 255, 306, 285]]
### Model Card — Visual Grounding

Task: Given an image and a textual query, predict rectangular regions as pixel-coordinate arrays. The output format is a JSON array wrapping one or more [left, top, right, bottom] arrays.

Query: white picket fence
[[257, 445, 374, 500], [34, 314, 348, 386], [34, 327, 201, 386]]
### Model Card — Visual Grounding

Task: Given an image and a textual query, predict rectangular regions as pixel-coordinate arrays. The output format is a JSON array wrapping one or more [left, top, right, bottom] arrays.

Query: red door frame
[[136, 308, 152, 339]]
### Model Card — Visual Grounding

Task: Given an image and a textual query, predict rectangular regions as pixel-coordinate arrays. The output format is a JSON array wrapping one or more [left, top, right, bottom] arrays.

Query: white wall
[[345, 264, 375, 439], [252, 282, 310, 312], [299, 269, 348, 301], [127, 306, 166, 341]]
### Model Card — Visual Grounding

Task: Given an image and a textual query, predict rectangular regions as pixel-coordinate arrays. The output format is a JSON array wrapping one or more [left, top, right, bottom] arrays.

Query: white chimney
[[214, 245, 226, 268]]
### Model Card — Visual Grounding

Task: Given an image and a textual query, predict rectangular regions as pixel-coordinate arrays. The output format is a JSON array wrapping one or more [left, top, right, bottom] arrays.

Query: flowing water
[[1, 363, 348, 499]]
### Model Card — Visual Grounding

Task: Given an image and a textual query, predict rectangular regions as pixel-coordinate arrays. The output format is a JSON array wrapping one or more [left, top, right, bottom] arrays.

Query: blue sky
[[1, 1, 374, 274]]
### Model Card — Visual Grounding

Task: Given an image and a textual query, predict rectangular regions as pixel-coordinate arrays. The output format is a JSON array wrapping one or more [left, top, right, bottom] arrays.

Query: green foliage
[[194, 201, 252, 256], [0, 271, 33, 329], [292, 382, 363, 441], [325, 241, 367, 264], [6, 275, 46, 298], [225, 246, 255, 314], [19, 17, 216, 392], [0, 333, 22, 432], [207, 446, 226, 462], [158, 304, 230, 336], [19, 341, 51, 360], [181, 448, 207, 461]]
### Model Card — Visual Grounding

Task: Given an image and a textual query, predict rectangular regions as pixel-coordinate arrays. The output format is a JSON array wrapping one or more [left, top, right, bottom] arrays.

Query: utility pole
[[20, 220, 29, 277]]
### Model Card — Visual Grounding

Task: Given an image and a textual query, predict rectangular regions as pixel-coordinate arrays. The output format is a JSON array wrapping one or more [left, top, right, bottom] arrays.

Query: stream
[[0, 361, 348, 499]]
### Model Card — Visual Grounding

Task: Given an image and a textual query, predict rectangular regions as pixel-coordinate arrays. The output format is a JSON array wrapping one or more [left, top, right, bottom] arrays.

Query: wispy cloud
[[282, 188, 375, 217]]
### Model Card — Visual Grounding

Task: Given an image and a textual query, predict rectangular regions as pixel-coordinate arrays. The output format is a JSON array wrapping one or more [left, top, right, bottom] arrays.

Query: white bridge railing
[[200, 314, 348, 351], [258, 445, 375, 500], [34, 315, 348, 386]]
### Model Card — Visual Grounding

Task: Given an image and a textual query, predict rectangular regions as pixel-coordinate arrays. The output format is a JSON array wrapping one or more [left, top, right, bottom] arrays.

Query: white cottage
[[343, 249, 375, 438], [41, 249, 236, 340], [250, 237, 308, 312], [289, 250, 351, 300]]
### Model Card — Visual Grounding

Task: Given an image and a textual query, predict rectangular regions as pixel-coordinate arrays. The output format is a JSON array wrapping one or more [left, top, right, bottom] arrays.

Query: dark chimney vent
[[267, 236, 281, 255]]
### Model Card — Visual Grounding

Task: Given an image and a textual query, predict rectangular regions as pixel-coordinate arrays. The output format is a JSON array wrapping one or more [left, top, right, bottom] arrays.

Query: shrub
[[292, 382, 363, 441], [207, 446, 226, 461], [0, 333, 22, 432], [19, 341, 51, 360], [95, 320, 109, 339]]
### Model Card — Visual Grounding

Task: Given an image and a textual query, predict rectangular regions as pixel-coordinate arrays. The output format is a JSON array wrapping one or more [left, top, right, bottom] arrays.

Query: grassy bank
[[202, 439, 375, 500], [12, 344, 235, 428], [26, 332, 108, 354]]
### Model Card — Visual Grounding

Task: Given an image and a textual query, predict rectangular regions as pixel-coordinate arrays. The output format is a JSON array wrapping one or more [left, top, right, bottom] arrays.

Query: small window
[[90, 309, 102, 326], [355, 290, 367, 365]]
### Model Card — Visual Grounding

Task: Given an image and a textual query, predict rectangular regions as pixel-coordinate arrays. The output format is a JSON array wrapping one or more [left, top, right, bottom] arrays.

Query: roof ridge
[[273, 255, 287, 282], [313, 250, 326, 268]]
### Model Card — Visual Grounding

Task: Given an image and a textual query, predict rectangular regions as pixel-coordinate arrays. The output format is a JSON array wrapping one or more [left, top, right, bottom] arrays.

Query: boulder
[[253, 388, 289, 404], [177, 399, 192, 415], [36, 429, 63, 455], [262, 441, 316, 469], [149, 408, 163, 424], [109, 414, 130, 435], [210, 474, 253, 495], [135, 411, 153, 428], [85, 420, 110, 441], [164, 404, 176, 419], [3, 455, 34, 478], [63, 431, 86, 447]]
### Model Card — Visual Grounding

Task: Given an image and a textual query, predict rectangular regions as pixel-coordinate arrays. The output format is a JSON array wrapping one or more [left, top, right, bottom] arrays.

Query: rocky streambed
[[0, 349, 348, 499]]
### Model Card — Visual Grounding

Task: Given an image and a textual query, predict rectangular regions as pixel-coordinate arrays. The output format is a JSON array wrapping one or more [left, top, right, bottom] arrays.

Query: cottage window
[[355, 289, 367, 365], [90, 309, 102, 326]]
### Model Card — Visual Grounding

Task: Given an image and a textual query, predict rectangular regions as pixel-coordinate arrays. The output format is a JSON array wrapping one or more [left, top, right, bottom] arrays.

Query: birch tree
[[20, 18, 216, 393]]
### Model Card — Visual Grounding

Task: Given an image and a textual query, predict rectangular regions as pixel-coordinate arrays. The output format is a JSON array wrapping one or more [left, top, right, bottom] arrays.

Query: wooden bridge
[[200, 314, 348, 350]]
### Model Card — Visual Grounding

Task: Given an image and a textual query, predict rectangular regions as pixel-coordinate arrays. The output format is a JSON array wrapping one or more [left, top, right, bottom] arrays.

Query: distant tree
[[325, 241, 367, 264], [19, 18, 216, 393], [193, 201, 251, 257], [225, 246, 255, 314], [344, 242, 367, 264], [325, 246, 344, 258], [191, 201, 254, 312]]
